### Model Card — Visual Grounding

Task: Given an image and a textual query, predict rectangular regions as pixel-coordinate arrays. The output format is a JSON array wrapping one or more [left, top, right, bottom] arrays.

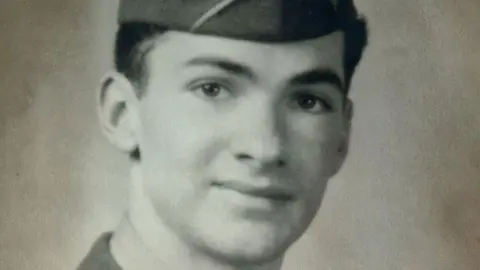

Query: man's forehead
[[147, 31, 345, 87]]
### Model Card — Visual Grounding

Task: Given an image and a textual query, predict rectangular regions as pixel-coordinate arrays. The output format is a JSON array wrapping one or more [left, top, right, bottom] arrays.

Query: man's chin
[[199, 239, 288, 266], [190, 228, 294, 266], [175, 208, 304, 265]]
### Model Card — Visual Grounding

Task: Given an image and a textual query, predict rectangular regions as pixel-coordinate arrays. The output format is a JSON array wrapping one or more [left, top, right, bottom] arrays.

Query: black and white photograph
[[1, 0, 479, 269]]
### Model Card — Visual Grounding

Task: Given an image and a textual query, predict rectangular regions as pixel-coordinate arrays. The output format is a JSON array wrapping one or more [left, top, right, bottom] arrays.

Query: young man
[[78, 0, 368, 269]]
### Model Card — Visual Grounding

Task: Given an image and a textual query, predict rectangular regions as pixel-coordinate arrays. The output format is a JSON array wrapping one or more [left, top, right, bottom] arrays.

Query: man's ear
[[96, 71, 140, 153], [338, 98, 354, 160]]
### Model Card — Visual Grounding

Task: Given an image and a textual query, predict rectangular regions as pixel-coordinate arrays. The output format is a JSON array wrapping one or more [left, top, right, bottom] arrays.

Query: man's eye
[[291, 93, 332, 113], [194, 82, 231, 100]]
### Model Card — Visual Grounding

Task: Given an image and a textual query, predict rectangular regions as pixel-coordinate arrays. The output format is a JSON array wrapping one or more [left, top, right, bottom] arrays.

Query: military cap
[[118, 0, 361, 42]]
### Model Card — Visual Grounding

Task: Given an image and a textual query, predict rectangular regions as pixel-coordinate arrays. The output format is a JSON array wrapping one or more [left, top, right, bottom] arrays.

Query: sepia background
[[0, 0, 479, 269]]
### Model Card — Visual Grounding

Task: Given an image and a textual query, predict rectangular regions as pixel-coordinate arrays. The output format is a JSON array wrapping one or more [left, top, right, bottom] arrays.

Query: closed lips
[[212, 181, 295, 201]]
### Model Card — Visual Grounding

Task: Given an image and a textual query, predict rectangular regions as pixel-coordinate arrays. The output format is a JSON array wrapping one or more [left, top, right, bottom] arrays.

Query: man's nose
[[230, 108, 286, 169]]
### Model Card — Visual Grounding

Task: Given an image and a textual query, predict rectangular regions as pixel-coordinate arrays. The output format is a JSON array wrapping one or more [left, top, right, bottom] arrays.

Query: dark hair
[[115, 18, 368, 160], [115, 22, 168, 97], [343, 17, 368, 90]]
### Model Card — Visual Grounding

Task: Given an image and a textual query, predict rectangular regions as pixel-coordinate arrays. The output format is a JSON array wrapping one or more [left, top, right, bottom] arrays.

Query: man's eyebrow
[[289, 69, 344, 91], [185, 56, 256, 80]]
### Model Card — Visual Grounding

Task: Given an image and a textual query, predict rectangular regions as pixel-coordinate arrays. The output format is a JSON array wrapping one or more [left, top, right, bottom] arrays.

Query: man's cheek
[[293, 149, 337, 184]]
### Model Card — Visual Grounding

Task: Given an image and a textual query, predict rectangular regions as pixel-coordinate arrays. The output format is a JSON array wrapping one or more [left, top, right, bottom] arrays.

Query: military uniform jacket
[[77, 232, 122, 270]]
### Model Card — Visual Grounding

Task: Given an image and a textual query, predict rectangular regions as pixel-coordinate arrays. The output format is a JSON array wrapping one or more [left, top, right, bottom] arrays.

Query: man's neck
[[110, 166, 284, 270]]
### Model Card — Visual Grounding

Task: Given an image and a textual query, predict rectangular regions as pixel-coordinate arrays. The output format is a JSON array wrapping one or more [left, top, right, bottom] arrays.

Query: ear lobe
[[97, 72, 140, 153]]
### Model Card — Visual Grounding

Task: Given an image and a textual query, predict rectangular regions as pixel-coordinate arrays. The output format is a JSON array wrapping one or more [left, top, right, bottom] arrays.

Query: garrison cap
[[118, 0, 360, 42]]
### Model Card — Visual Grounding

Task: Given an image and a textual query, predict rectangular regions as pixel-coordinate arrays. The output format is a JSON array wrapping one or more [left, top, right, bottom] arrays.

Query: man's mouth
[[211, 181, 296, 202]]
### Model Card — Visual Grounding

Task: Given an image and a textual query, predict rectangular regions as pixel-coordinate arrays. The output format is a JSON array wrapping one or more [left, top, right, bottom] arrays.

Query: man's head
[[97, 0, 368, 266]]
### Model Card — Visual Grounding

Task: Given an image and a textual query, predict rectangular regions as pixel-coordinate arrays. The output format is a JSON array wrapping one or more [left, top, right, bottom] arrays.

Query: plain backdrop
[[0, 0, 479, 269]]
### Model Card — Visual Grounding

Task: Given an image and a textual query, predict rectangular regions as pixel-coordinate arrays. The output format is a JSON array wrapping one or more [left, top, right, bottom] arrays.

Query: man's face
[[131, 31, 349, 263]]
